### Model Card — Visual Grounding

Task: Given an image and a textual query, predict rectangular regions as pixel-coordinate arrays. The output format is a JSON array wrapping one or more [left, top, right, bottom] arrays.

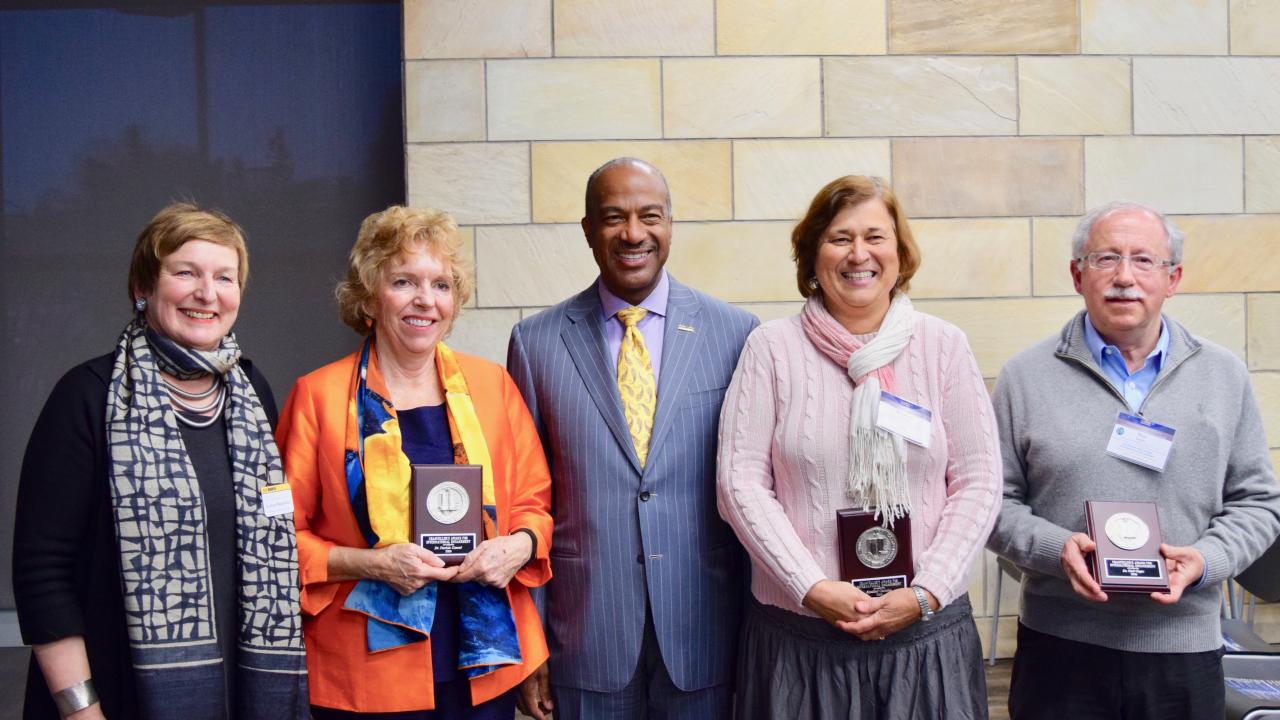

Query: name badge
[[875, 391, 933, 448], [261, 483, 294, 517], [1105, 412, 1175, 472]]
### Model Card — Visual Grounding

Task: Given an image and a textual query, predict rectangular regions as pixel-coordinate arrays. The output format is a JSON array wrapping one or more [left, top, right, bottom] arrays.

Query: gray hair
[[583, 157, 673, 217], [1071, 200, 1185, 266]]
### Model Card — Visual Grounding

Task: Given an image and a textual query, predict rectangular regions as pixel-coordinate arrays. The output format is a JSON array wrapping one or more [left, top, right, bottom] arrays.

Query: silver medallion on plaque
[[855, 526, 898, 570], [1104, 512, 1150, 551], [426, 481, 470, 525]]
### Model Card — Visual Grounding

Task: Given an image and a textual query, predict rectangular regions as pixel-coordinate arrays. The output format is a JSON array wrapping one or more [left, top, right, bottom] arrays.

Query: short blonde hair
[[336, 205, 473, 334], [128, 202, 248, 304], [790, 175, 921, 298]]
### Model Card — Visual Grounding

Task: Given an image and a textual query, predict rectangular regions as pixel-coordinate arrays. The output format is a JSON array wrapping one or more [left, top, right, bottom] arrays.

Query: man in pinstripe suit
[[508, 158, 758, 719]]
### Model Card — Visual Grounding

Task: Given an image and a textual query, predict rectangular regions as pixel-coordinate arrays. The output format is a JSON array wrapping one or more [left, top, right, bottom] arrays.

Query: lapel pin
[[678, 324, 696, 333]]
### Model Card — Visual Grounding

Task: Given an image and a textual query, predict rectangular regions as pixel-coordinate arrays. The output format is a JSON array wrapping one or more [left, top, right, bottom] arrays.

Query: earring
[[806, 276, 820, 292], [134, 298, 147, 313]]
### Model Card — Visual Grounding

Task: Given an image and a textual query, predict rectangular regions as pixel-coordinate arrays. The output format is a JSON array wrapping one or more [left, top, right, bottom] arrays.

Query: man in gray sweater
[[988, 200, 1280, 719]]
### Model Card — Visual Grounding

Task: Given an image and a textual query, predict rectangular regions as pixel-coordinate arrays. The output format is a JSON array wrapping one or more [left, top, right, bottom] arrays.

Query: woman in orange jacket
[[277, 206, 552, 718]]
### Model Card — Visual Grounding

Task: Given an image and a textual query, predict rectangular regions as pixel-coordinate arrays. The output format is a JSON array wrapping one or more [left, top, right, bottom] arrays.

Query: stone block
[[1252, 371, 1280, 447], [888, 0, 1077, 54], [1248, 294, 1280, 371], [531, 141, 731, 222], [825, 57, 1016, 137], [1031, 217, 1079, 297], [1084, 137, 1242, 215], [1134, 58, 1280, 134], [1247, 138, 1280, 213], [1019, 57, 1131, 136], [554, 0, 714, 56], [893, 138, 1083, 218], [407, 143, 530, 225], [736, 302, 804, 324], [474, 224, 598, 306], [405, 60, 485, 142], [909, 218, 1031, 299], [488, 59, 661, 140], [1177, 215, 1280, 293], [733, 139, 891, 220], [1081, 0, 1227, 54], [1232, 0, 1280, 55], [717, 0, 886, 55], [915, 297, 1083, 377], [1164, 294, 1246, 361], [404, 0, 551, 58], [446, 308, 521, 364], [663, 58, 821, 138], [666, 222, 798, 303]]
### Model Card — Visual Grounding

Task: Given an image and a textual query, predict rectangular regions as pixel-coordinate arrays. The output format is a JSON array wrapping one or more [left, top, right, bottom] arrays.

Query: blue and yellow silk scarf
[[341, 337, 521, 677]]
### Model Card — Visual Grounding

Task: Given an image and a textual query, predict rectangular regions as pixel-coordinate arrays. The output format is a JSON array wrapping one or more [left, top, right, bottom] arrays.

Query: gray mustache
[[1104, 287, 1144, 300]]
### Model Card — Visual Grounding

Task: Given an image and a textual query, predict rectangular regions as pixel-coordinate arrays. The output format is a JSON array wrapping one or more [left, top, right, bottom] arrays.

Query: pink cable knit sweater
[[716, 311, 1001, 615]]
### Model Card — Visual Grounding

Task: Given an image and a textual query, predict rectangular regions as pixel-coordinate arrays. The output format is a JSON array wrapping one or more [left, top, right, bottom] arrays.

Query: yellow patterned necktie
[[616, 306, 656, 467]]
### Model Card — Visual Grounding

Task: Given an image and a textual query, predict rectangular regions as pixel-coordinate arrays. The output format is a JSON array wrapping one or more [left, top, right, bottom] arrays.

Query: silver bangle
[[53, 678, 98, 718]]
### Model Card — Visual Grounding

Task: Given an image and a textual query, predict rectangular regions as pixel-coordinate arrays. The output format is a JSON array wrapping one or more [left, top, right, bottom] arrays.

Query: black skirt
[[735, 594, 988, 720]]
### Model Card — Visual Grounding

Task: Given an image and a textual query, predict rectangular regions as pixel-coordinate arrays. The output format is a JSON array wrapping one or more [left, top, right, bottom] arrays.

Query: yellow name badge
[[261, 483, 294, 518]]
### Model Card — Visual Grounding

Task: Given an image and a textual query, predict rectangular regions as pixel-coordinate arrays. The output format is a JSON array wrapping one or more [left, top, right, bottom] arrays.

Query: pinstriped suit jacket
[[507, 277, 758, 693]]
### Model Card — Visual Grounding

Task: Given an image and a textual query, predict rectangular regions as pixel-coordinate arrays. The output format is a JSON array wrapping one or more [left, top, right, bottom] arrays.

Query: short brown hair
[[790, 176, 921, 298], [127, 202, 249, 304], [335, 205, 474, 334]]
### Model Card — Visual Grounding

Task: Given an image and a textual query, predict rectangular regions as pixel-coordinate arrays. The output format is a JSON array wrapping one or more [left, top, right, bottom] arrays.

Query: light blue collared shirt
[[1084, 314, 1170, 413], [598, 271, 668, 382]]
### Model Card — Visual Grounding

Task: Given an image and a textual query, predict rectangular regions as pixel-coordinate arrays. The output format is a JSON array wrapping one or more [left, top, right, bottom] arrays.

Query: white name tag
[[875, 391, 933, 448], [261, 483, 295, 517], [1105, 412, 1175, 472]]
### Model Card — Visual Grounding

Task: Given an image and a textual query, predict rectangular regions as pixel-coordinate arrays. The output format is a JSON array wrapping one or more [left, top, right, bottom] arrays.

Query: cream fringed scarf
[[800, 292, 916, 524]]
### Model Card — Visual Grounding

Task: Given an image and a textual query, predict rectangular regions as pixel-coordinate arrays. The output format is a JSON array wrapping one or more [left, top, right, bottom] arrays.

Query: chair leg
[[988, 566, 1003, 667]]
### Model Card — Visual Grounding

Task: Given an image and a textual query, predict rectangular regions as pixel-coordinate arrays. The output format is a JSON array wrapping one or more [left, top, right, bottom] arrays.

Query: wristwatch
[[911, 586, 935, 623]]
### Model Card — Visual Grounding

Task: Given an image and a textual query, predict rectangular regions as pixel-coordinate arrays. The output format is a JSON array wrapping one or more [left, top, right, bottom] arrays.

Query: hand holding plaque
[[412, 464, 483, 566], [836, 509, 913, 598], [1084, 500, 1170, 594]]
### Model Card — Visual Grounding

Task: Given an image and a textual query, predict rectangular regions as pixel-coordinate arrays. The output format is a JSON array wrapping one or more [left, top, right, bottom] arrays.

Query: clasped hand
[[1059, 532, 1204, 605], [801, 580, 926, 641], [376, 533, 533, 595]]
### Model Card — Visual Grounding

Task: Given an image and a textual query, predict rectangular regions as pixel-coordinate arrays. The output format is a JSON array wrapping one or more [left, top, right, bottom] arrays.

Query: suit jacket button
[[639, 491, 651, 502]]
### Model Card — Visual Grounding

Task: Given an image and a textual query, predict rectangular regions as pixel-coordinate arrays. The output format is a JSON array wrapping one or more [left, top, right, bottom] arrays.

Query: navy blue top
[[397, 403, 461, 683]]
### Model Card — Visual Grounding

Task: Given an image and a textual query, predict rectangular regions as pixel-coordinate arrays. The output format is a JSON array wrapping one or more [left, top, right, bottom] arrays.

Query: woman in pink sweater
[[717, 176, 1001, 719]]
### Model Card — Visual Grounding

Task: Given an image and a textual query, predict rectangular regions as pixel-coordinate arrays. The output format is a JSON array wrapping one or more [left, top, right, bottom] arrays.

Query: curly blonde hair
[[335, 206, 473, 334]]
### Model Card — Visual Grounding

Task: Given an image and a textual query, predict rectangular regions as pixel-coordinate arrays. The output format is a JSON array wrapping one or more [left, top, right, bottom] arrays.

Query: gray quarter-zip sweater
[[988, 311, 1280, 653]]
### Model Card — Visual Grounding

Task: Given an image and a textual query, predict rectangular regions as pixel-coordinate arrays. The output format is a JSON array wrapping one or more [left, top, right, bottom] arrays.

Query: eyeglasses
[[1075, 252, 1177, 273]]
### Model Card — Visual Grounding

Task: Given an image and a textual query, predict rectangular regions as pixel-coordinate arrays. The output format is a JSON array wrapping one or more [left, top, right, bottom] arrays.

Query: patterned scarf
[[105, 318, 307, 720], [801, 292, 917, 524], [340, 337, 522, 677]]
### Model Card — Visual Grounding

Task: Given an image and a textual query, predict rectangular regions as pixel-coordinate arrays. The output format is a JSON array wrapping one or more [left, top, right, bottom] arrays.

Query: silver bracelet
[[53, 678, 98, 718]]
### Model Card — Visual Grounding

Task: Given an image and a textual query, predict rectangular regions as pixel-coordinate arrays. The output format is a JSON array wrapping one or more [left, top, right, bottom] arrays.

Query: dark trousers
[[1009, 623, 1224, 720], [552, 610, 732, 720], [311, 682, 516, 720]]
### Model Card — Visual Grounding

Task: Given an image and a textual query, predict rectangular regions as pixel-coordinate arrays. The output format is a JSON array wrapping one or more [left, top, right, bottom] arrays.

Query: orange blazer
[[276, 348, 553, 712]]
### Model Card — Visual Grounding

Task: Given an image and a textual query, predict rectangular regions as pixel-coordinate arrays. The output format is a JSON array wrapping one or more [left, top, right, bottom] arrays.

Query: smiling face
[[813, 199, 900, 333], [139, 239, 241, 351], [1071, 208, 1181, 346], [368, 244, 456, 364], [581, 163, 672, 306]]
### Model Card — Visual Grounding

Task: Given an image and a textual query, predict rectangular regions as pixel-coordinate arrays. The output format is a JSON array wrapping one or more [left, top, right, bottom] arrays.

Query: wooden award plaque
[[836, 509, 913, 597], [411, 464, 483, 566], [1084, 500, 1169, 593]]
